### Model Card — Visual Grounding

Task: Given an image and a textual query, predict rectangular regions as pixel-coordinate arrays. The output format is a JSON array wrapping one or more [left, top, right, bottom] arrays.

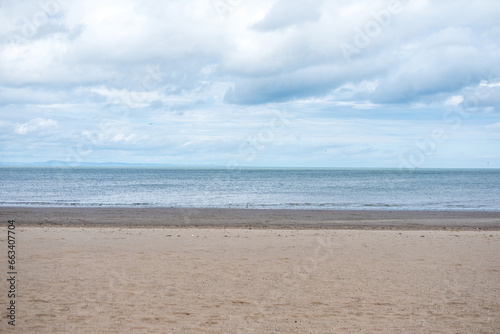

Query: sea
[[0, 167, 499, 211]]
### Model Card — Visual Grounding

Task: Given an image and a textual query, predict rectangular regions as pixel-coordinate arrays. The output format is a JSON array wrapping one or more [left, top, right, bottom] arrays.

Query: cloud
[[1, 0, 499, 167], [224, 0, 500, 105], [3, 0, 499, 105], [14, 118, 58, 135], [486, 122, 500, 131], [252, 0, 323, 31], [459, 83, 500, 114]]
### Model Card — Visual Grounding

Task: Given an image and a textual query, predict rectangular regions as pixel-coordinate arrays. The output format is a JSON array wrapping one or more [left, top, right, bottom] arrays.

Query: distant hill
[[0, 161, 222, 167]]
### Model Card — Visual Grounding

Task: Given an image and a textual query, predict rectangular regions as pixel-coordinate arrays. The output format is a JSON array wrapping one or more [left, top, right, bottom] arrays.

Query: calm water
[[0, 167, 499, 211]]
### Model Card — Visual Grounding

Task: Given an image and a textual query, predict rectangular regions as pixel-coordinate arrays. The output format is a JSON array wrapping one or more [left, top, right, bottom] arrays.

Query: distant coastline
[[1, 161, 500, 169]]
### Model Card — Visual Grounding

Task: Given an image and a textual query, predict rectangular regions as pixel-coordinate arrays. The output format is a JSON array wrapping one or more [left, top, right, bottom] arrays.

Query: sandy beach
[[1, 208, 500, 333]]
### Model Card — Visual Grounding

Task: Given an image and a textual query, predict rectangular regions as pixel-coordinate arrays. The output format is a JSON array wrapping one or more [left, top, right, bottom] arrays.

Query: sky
[[0, 0, 499, 168]]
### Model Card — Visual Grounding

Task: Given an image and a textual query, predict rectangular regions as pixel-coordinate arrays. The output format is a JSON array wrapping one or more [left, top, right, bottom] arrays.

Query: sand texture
[[1, 225, 499, 333]]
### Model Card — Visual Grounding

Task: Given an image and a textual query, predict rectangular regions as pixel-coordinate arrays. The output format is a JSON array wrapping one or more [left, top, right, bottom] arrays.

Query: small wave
[[0, 201, 152, 207], [0, 201, 497, 211]]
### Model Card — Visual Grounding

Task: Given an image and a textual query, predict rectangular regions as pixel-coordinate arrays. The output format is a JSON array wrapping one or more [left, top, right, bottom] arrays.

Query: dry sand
[[1, 208, 500, 333]]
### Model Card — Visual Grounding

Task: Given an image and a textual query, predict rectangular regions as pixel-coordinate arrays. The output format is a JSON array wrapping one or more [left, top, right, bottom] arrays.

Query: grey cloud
[[224, 57, 389, 105], [222, 0, 500, 105], [459, 85, 500, 114]]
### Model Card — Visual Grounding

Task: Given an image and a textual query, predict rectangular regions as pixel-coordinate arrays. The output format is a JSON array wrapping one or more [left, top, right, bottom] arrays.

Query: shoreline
[[2, 206, 499, 230]]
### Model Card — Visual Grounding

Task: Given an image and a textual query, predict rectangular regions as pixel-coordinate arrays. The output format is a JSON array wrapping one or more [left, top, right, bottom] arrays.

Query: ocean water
[[0, 167, 499, 211]]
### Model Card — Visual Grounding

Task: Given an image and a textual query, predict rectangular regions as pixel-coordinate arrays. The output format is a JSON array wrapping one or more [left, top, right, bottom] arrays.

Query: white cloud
[[14, 118, 58, 135], [444, 95, 464, 107], [110, 133, 136, 143], [252, 0, 324, 31], [486, 122, 500, 131]]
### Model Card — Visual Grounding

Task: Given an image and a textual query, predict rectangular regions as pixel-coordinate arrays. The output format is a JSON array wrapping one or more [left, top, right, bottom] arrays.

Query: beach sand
[[1, 208, 500, 333]]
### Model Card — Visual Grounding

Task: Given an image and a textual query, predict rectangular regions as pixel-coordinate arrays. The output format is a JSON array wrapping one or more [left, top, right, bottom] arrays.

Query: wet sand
[[1, 206, 500, 229], [1, 208, 499, 333]]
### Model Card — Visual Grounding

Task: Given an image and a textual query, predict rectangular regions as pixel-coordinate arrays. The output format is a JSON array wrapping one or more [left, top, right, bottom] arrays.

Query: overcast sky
[[1, 0, 499, 168]]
